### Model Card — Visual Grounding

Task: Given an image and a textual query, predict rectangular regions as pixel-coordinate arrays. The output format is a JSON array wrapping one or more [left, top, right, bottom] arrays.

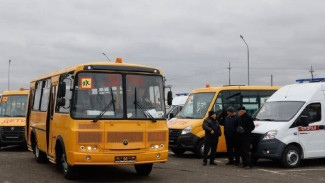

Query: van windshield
[[179, 93, 215, 119], [254, 101, 305, 122], [0, 95, 28, 117]]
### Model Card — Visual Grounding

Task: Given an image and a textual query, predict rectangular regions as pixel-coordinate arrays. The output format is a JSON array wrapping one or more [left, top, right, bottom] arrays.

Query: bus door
[[47, 84, 56, 154], [33, 79, 51, 152]]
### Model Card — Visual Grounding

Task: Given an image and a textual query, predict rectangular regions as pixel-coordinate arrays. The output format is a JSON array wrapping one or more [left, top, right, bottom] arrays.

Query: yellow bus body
[[0, 90, 29, 148], [26, 62, 168, 178], [168, 86, 281, 155]]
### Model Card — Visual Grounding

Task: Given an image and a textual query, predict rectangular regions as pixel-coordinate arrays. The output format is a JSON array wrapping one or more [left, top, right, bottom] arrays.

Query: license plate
[[114, 156, 136, 163]]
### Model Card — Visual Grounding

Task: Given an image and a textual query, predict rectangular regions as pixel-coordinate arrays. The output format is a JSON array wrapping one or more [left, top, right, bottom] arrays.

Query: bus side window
[[33, 82, 42, 111], [56, 74, 74, 113]]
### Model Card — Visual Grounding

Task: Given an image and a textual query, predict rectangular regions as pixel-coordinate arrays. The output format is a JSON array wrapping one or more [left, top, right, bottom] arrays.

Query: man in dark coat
[[237, 106, 255, 169], [224, 107, 240, 165], [202, 111, 221, 166]]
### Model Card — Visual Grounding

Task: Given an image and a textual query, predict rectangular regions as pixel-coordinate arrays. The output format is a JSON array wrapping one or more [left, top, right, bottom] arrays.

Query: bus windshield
[[71, 73, 165, 120], [0, 95, 28, 117], [179, 93, 215, 119], [254, 101, 305, 122]]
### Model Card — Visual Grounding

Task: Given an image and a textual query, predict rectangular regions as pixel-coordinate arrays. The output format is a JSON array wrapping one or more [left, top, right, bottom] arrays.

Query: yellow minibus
[[26, 58, 170, 179], [168, 85, 280, 156], [0, 89, 29, 149]]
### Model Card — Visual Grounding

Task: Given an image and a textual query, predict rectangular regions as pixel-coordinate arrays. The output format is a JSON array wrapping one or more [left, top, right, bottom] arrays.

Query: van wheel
[[33, 140, 48, 163], [281, 145, 301, 168], [196, 140, 211, 158], [135, 163, 153, 176], [251, 155, 259, 164], [171, 148, 186, 156]]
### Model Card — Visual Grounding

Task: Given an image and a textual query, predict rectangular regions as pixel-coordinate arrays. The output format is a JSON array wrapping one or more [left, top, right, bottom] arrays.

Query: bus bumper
[[67, 150, 168, 165]]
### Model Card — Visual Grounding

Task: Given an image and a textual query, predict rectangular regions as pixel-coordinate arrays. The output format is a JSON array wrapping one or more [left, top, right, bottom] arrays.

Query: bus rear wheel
[[60, 149, 78, 179], [33, 140, 47, 163], [135, 163, 153, 176]]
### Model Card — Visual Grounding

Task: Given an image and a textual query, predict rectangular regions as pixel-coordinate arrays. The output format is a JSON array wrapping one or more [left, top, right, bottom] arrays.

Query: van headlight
[[263, 130, 277, 140], [181, 126, 192, 135]]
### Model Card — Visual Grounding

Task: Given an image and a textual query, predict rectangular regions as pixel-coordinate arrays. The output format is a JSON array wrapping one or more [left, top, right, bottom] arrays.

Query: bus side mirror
[[58, 82, 66, 98], [167, 91, 173, 106], [298, 115, 309, 127], [57, 98, 66, 107]]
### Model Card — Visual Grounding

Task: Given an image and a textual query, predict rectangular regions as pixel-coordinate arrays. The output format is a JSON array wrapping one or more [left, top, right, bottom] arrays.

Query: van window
[[179, 93, 215, 119], [301, 103, 321, 123]]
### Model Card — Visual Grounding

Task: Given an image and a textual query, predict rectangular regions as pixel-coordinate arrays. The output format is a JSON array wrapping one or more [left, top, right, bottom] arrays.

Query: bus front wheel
[[134, 163, 153, 176], [60, 149, 78, 179]]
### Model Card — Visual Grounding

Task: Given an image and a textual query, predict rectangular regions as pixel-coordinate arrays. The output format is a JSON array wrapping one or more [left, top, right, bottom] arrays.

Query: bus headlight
[[263, 130, 277, 140], [181, 126, 192, 135]]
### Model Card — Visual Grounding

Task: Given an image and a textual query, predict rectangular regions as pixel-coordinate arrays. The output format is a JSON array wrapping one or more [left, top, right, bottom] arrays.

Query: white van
[[167, 94, 188, 121], [252, 82, 325, 168]]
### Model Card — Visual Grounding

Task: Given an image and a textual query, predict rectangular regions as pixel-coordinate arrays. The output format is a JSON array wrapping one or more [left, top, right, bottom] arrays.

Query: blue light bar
[[296, 78, 325, 83], [175, 93, 189, 96]]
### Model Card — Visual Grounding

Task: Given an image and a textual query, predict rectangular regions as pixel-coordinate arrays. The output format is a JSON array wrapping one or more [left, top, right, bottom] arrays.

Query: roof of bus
[[2, 90, 29, 95], [31, 61, 162, 82], [191, 85, 281, 93]]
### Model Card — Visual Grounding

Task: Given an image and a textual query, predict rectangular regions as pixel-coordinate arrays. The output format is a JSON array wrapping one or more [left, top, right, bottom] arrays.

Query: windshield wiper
[[134, 88, 156, 122], [93, 99, 115, 122], [258, 118, 275, 121], [93, 87, 116, 122], [134, 100, 157, 122]]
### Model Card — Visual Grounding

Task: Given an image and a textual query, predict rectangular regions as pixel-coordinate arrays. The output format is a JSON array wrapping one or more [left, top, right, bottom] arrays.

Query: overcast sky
[[1, 0, 325, 94]]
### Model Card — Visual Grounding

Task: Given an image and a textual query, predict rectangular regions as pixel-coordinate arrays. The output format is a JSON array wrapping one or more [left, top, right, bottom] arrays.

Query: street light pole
[[102, 52, 111, 62], [8, 60, 11, 90], [240, 35, 250, 86]]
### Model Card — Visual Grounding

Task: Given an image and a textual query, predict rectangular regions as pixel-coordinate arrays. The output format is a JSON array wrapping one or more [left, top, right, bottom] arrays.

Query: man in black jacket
[[237, 106, 255, 169], [202, 111, 221, 166], [224, 107, 240, 165]]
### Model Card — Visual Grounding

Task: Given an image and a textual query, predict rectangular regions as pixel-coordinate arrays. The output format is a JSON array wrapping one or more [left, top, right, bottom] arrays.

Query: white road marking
[[258, 169, 285, 175], [285, 168, 325, 172]]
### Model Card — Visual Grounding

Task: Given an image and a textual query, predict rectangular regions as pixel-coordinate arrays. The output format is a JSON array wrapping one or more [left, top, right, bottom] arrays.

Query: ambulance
[[0, 89, 29, 149], [252, 79, 325, 168]]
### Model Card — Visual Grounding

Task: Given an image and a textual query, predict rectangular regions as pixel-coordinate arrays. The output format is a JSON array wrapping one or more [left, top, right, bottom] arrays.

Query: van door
[[297, 103, 325, 158]]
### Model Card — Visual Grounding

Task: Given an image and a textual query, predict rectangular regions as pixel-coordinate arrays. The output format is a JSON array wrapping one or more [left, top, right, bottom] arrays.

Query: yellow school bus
[[26, 58, 169, 179], [0, 89, 29, 150], [168, 85, 280, 156]]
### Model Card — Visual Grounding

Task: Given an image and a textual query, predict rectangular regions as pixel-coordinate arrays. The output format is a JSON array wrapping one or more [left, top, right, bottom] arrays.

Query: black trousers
[[238, 137, 252, 166], [203, 139, 218, 163], [225, 136, 240, 163]]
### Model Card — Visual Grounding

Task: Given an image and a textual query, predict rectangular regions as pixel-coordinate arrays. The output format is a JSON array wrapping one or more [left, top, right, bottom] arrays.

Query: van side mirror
[[57, 97, 66, 107], [298, 115, 309, 127], [169, 113, 174, 119], [58, 82, 66, 98], [167, 91, 173, 106]]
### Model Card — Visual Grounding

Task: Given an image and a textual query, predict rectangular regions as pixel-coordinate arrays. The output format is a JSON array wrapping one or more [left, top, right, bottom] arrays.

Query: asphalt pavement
[[1, 146, 325, 183]]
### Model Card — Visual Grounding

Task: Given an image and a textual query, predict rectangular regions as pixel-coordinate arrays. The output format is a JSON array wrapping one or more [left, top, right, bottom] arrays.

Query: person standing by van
[[237, 106, 255, 169], [224, 107, 240, 165], [202, 111, 221, 166]]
